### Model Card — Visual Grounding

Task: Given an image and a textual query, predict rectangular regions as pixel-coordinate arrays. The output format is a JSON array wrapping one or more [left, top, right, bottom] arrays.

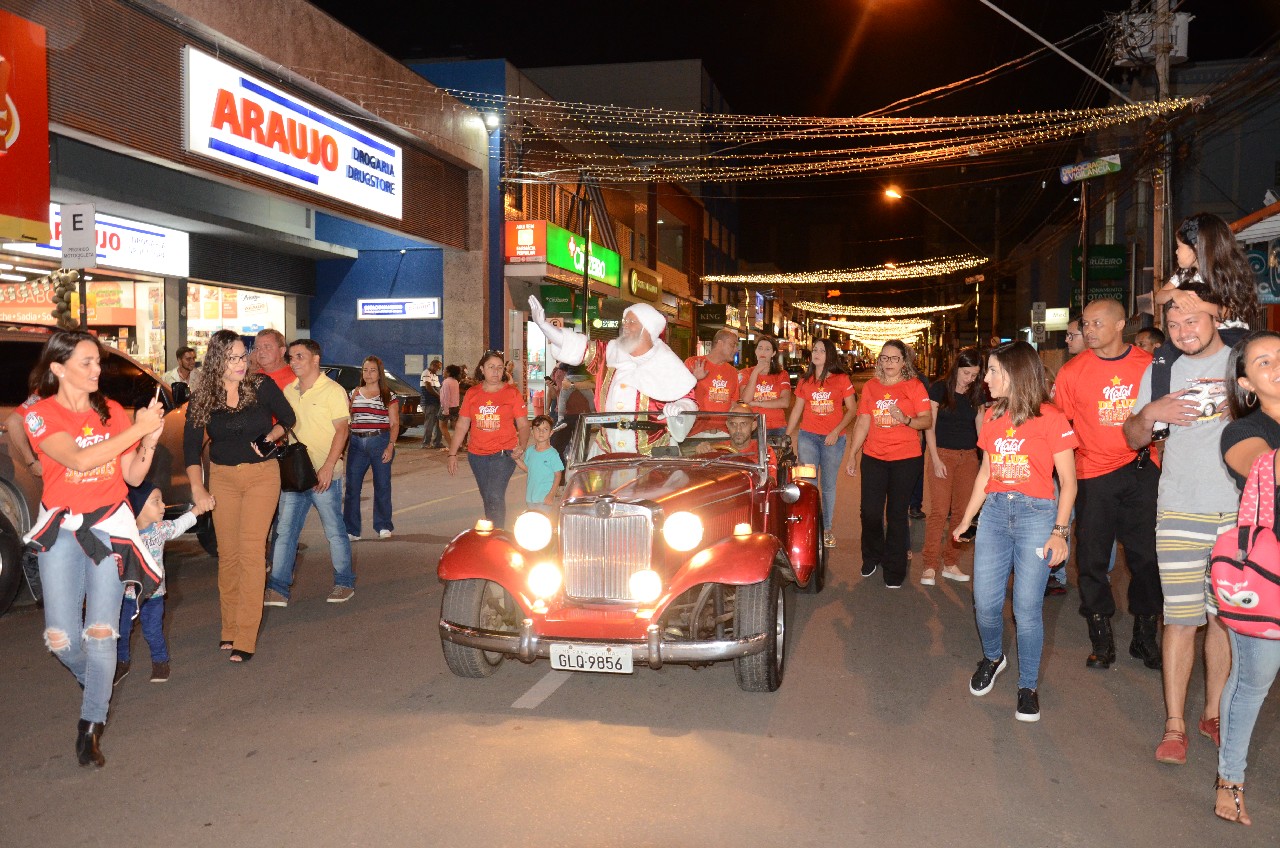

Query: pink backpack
[[1211, 450, 1280, 639]]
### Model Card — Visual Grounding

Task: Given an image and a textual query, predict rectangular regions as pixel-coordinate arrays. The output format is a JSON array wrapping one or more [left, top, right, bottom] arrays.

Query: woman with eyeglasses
[[184, 329, 295, 663], [447, 351, 530, 529], [953, 341, 1077, 723], [785, 338, 856, 548], [343, 356, 399, 541], [846, 340, 932, 588]]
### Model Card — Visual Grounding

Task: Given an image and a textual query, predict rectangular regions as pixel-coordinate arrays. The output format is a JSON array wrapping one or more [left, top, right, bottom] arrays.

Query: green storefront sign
[[546, 222, 621, 287], [540, 284, 575, 316], [1071, 245, 1127, 281], [1070, 283, 1129, 313]]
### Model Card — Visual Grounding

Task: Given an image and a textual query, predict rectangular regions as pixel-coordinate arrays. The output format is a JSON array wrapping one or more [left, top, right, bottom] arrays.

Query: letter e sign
[[60, 203, 97, 270]]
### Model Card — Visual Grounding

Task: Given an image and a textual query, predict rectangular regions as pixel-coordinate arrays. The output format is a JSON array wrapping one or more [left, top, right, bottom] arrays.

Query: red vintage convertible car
[[436, 410, 825, 692]]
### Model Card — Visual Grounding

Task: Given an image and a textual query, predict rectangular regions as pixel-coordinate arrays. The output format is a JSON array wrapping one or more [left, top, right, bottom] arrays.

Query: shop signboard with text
[[504, 220, 620, 287], [183, 47, 403, 220], [0, 11, 51, 243], [4, 204, 190, 277]]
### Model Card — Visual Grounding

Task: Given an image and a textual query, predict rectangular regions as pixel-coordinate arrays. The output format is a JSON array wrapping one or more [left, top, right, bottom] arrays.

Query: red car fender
[[437, 529, 538, 612], [784, 480, 822, 585], [660, 533, 784, 604]]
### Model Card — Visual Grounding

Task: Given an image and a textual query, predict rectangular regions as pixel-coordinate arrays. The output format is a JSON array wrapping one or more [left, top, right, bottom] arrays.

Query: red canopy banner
[[0, 11, 50, 243]]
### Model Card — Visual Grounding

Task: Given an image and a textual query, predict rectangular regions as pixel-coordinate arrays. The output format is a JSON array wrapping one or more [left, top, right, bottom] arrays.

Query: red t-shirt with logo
[[795, 373, 856, 436], [979, 403, 1079, 500], [858, 377, 931, 461], [25, 397, 132, 512], [1052, 345, 1150, 479], [460, 383, 528, 456], [738, 368, 790, 430], [685, 357, 740, 413], [262, 364, 296, 390]]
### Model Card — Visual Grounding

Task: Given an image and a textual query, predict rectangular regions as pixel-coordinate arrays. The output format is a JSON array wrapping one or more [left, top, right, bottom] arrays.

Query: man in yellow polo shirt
[[265, 338, 355, 605]]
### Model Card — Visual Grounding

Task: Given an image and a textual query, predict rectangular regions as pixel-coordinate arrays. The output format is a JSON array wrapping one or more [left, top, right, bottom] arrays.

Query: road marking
[[511, 670, 572, 709]]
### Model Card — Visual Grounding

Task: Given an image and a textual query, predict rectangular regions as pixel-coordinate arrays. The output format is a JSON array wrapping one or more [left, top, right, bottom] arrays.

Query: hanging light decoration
[[705, 254, 986, 285], [791, 301, 965, 317]]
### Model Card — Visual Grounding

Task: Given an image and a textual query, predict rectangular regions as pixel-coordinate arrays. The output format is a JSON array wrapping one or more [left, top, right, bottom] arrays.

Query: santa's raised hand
[[528, 295, 564, 346]]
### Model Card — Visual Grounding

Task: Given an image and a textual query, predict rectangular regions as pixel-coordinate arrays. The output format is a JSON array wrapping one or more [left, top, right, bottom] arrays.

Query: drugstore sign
[[504, 220, 620, 286], [3, 203, 189, 277], [183, 47, 403, 220]]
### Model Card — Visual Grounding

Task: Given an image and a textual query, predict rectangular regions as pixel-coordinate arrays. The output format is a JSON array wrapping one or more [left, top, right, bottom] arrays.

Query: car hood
[[563, 460, 754, 511]]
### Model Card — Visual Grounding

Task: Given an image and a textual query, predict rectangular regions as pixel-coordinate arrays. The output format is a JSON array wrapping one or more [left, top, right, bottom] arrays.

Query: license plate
[[549, 643, 634, 674]]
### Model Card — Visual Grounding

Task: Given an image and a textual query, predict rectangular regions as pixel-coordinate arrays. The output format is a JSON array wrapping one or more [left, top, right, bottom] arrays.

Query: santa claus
[[528, 295, 697, 454]]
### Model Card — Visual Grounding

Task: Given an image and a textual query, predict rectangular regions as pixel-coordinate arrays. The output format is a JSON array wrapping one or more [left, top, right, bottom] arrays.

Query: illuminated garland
[[705, 254, 986, 285], [815, 319, 933, 333], [791, 301, 965, 316]]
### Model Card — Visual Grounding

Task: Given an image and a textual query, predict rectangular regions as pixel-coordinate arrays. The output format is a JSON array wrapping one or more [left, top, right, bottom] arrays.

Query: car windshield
[[570, 411, 766, 469]]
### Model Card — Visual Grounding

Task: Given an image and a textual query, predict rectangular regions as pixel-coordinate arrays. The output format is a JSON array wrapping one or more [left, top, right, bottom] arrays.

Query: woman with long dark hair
[[22, 330, 166, 767], [344, 355, 399, 540], [1156, 212, 1259, 329], [1212, 329, 1280, 825], [184, 329, 294, 663], [953, 341, 1077, 722], [446, 351, 530, 529], [785, 338, 856, 548], [846, 339, 932, 587], [739, 335, 792, 438], [920, 347, 983, 585]]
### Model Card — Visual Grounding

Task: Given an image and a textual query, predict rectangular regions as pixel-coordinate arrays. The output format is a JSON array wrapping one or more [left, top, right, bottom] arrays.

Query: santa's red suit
[[531, 298, 697, 455]]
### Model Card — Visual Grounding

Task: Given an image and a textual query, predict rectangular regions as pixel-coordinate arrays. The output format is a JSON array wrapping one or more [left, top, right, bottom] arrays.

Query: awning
[[1233, 200, 1280, 243]]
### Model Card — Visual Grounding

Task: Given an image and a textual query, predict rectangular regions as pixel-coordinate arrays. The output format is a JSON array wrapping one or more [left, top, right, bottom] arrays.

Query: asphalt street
[[1, 427, 1277, 847]]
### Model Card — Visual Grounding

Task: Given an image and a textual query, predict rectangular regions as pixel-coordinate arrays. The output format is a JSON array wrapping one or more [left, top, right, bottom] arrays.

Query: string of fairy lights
[[790, 301, 966, 317], [704, 253, 986, 285]]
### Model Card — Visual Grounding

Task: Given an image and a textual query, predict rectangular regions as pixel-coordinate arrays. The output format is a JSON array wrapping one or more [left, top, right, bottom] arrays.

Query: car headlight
[[629, 569, 662, 603], [528, 561, 562, 599], [662, 511, 703, 552], [513, 510, 553, 551]]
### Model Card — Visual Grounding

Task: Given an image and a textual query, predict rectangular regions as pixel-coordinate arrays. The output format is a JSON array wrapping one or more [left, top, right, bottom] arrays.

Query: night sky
[[311, 1, 1280, 275]]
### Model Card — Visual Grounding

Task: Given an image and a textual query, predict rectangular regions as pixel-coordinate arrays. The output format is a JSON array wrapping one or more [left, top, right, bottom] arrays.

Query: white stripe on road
[[511, 670, 572, 709]]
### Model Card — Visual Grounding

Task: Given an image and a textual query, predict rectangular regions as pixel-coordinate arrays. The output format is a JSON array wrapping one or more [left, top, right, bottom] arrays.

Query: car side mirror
[[779, 483, 801, 504], [170, 382, 189, 407]]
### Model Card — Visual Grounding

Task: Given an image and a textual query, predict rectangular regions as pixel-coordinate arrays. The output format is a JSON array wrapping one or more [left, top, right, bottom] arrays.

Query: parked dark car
[[0, 326, 211, 615], [320, 364, 423, 430]]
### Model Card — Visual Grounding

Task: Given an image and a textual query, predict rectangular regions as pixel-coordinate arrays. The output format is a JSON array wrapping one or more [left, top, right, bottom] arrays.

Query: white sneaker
[[377, 529, 392, 539], [348, 534, 360, 542], [920, 569, 936, 586]]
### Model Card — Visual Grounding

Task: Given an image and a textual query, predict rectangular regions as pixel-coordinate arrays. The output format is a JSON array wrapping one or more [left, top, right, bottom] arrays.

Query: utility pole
[[991, 187, 1000, 341], [1152, 0, 1173, 328]]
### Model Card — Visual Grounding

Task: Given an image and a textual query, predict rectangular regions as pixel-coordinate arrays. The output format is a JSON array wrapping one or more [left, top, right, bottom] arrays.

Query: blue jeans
[[39, 528, 124, 723], [798, 430, 845, 531], [468, 450, 517, 529], [119, 594, 168, 663], [269, 477, 355, 599], [344, 431, 394, 537], [973, 491, 1057, 690], [1218, 629, 1280, 783], [421, 400, 442, 447]]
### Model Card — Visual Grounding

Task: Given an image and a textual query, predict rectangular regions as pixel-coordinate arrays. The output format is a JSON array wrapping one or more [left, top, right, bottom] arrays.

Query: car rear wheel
[[733, 566, 788, 692], [0, 510, 25, 616], [441, 579, 520, 678], [803, 511, 827, 594]]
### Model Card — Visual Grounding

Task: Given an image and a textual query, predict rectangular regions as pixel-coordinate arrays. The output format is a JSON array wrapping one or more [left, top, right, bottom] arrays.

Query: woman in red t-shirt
[[739, 335, 792, 438], [785, 338, 856, 548], [952, 341, 1078, 723], [447, 351, 530, 529], [22, 331, 166, 767], [846, 339, 932, 588]]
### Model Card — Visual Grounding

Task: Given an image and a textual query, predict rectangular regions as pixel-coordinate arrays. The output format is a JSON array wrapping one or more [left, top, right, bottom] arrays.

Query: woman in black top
[[920, 347, 983, 585], [183, 329, 294, 662]]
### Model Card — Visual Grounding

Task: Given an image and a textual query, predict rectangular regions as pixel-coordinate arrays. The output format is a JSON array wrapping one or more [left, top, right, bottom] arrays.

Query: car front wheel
[[733, 566, 788, 692], [440, 579, 520, 678]]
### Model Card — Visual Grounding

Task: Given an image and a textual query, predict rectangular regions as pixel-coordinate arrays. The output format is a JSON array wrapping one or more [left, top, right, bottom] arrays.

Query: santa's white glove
[[663, 402, 695, 443], [661, 402, 686, 420], [528, 295, 564, 346]]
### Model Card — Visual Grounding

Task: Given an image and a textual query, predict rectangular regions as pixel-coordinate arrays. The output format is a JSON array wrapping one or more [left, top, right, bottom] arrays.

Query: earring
[[1247, 391, 1258, 407]]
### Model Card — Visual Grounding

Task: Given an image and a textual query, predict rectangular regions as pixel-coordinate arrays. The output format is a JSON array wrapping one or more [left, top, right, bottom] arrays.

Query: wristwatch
[[1051, 524, 1070, 541]]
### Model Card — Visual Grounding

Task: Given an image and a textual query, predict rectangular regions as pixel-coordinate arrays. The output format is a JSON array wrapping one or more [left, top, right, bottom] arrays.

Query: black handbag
[[278, 428, 318, 492]]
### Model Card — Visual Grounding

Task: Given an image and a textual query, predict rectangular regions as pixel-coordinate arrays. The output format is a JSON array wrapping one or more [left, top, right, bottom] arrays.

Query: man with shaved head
[[1053, 299, 1163, 673]]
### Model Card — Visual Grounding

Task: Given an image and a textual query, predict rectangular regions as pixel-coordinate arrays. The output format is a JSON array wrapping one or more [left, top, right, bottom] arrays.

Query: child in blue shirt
[[524, 415, 564, 508], [115, 481, 206, 685]]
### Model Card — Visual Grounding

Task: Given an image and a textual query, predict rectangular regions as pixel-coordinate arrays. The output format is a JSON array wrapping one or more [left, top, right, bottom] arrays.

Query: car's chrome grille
[[560, 503, 653, 601]]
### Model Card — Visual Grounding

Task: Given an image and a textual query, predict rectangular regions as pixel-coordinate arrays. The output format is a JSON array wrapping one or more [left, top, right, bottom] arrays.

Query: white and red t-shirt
[[25, 397, 131, 512], [738, 368, 790, 430], [1052, 346, 1151, 479], [459, 383, 527, 456], [858, 377, 931, 461], [979, 403, 1079, 500], [685, 356, 740, 413], [795, 373, 856, 436]]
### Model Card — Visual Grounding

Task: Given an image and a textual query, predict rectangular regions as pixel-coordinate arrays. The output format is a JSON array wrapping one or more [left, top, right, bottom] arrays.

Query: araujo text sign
[[357, 298, 439, 320], [1060, 155, 1121, 185]]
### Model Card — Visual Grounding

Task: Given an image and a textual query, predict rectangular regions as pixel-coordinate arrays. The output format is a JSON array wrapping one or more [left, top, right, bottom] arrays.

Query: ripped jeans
[[39, 528, 125, 723]]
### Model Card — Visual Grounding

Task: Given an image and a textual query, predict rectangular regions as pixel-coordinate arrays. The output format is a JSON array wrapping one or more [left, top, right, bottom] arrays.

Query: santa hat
[[623, 302, 666, 343]]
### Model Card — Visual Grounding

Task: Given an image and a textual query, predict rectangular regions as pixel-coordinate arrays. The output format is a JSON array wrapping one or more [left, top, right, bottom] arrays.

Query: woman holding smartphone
[[953, 341, 1078, 723]]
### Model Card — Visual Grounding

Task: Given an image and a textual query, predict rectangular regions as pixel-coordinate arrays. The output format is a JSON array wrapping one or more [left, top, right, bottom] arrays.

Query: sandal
[[229, 650, 254, 663], [219, 641, 234, 651], [1214, 778, 1250, 826]]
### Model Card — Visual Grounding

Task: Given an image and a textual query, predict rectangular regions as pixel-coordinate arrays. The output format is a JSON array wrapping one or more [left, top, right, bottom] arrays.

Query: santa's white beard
[[616, 332, 641, 356]]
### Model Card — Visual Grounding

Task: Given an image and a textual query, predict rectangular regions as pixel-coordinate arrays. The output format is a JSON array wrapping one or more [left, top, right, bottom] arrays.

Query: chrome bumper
[[438, 618, 767, 669]]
